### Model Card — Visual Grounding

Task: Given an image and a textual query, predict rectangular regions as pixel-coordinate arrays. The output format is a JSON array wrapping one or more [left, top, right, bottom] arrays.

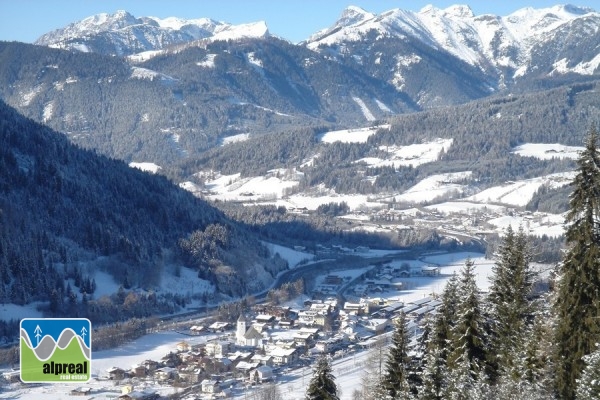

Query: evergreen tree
[[575, 345, 600, 399], [449, 259, 487, 377], [487, 225, 535, 380], [359, 336, 388, 400], [305, 356, 340, 400], [382, 312, 413, 398], [554, 126, 600, 399], [419, 315, 450, 400]]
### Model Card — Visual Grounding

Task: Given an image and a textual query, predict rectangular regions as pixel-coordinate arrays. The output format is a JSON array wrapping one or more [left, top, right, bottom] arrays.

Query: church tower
[[236, 314, 247, 345]]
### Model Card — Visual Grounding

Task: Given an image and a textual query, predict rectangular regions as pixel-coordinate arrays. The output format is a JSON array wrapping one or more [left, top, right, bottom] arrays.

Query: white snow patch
[[466, 171, 576, 207], [374, 99, 393, 113], [202, 170, 301, 202], [264, 243, 314, 268], [512, 143, 583, 160], [212, 21, 269, 42], [488, 213, 565, 238], [131, 67, 176, 82], [246, 52, 263, 68], [352, 96, 376, 121], [127, 49, 165, 63], [129, 162, 162, 174], [221, 133, 250, 146], [274, 192, 386, 212], [357, 138, 453, 168], [196, 53, 217, 68], [394, 171, 472, 204], [320, 125, 390, 143], [20, 85, 43, 106], [43, 102, 53, 122], [425, 201, 506, 215]]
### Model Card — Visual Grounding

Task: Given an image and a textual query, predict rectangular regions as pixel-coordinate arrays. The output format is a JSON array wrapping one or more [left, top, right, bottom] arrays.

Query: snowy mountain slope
[[34, 10, 270, 56], [306, 4, 599, 87]]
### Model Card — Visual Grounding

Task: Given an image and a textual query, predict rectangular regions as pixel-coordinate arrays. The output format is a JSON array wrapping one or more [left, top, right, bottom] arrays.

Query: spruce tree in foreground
[[575, 345, 600, 399], [305, 356, 340, 400], [487, 225, 535, 380], [448, 259, 487, 376], [554, 126, 600, 399], [383, 312, 413, 398]]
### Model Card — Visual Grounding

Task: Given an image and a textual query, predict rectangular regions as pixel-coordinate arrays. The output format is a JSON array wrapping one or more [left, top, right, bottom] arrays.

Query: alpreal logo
[[20, 318, 91, 383]]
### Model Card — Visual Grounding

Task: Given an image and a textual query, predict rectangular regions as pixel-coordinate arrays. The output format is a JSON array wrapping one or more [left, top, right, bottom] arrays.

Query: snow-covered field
[[357, 138, 454, 168], [318, 125, 390, 143], [511, 143, 583, 160]]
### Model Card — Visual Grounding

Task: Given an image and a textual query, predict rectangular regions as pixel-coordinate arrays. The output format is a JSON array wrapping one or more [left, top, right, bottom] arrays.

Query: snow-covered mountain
[[35, 10, 270, 56], [306, 4, 600, 87]]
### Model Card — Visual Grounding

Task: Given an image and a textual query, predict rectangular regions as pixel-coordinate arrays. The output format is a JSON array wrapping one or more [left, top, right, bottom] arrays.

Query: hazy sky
[[1, 1, 598, 44]]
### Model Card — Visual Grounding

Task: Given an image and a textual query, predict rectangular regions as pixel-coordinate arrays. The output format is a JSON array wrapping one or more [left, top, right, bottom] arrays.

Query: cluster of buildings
[[96, 285, 442, 399]]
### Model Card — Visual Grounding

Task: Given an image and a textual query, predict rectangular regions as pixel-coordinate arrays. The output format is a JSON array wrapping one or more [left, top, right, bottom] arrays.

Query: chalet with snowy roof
[[269, 346, 301, 365], [235, 361, 260, 375], [251, 354, 274, 366], [178, 366, 203, 383], [131, 364, 146, 378], [254, 365, 274, 382], [141, 359, 159, 373], [422, 265, 441, 276], [201, 379, 221, 394], [155, 367, 177, 381], [255, 314, 276, 325], [279, 318, 294, 329], [118, 390, 159, 400], [176, 340, 190, 352], [206, 340, 233, 357], [361, 318, 389, 333], [2, 370, 20, 383], [343, 301, 369, 315], [208, 321, 231, 332], [107, 366, 126, 380], [70, 387, 92, 396]]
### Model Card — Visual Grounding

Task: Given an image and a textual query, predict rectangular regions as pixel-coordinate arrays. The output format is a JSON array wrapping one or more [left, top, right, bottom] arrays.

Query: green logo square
[[20, 318, 91, 383]]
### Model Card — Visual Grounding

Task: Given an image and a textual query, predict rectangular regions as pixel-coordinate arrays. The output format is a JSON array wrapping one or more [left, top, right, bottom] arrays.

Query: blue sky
[[1, 1, 598, 44]]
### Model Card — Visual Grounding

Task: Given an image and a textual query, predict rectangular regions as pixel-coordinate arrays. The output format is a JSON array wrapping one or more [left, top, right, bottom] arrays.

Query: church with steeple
[[236, 314, 263, 347]]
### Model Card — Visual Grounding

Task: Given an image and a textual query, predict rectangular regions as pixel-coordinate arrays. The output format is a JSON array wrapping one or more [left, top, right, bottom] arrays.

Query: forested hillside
[[0, 100, 288, 311], [174, 81, 600, 202]]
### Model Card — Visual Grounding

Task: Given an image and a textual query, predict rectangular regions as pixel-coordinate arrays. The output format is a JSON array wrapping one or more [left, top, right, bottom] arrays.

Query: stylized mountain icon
[[20, 328, 91, 361]]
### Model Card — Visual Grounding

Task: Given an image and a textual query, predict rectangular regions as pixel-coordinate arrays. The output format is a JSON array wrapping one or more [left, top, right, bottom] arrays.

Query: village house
[[176, 340, 190, 352], [362, 318, 389, 333], [107, 366, 127, 380], [201, 379, 221, 394], [70, 387, 92, 396], [235, 360, 260, 377], [279, 318, 294, 329], [155, 366, 177, 381], [250, 354, 273, 366], [343, 301, 369, 315], [178, 366, 203, 383], [253, 365, 274, 382], [131, 364, 146, 378], [255, 314, 276, 327], [208, 321, 231, 332], [269, 346, 301, 365], [118, 389, 159, 400], [142, 359, 160, 372], [206, 340, 233, 357], [1, 370, 20, 383]]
